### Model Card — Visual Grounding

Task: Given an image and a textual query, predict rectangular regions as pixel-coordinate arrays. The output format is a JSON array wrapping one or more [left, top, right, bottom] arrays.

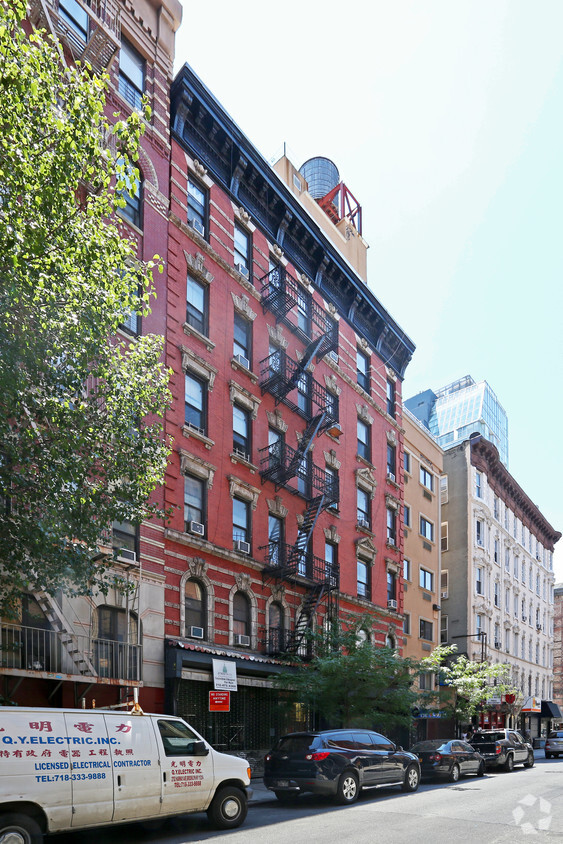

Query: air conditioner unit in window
[[234, 634, 251, 647], [188, 216, 205, 236], [387, 599, 398, 610], [387, 473, 396, 483], [189, 521, 205, 537], [115, 548, 137, 563], [234, 540, 250, 555], [233, 353, 250, 370], [328, 350, 338, 363], [189, 626, 204, 639], [441, 590, 449, 600], [358, 518, 371, 530], [236, 262, 249, 278]]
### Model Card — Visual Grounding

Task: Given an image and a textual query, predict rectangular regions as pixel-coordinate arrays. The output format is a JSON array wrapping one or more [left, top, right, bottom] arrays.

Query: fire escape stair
[[284, 583, 327, 655], [35, 592, 97, 676]]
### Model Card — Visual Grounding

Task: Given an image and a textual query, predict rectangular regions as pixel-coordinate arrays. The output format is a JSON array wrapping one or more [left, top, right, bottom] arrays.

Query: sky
[[173, 0, 563, 578]]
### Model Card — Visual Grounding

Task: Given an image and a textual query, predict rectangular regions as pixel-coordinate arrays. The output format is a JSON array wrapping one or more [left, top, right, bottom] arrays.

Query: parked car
[[545, 730, 563, 758], [264, 729, 420, 805], [469, 729, 534, 771], [410, 739, 485, 781]]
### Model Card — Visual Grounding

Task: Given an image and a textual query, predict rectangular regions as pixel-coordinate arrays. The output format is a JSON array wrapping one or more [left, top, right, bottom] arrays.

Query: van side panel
[[0, 709, 72, 831], [63, 713, 114, 827], [104, 713, 161, 822]]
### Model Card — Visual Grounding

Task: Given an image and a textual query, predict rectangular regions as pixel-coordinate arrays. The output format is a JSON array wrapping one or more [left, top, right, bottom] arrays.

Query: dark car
[[410, 739, 485, 782], [264, 729, 420, 805], [545, 730, 563, 758], [470, 730, 534, 771]]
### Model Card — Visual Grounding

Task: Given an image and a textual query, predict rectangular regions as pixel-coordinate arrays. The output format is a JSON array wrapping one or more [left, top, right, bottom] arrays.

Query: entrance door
[[156, 718, 214, 815]]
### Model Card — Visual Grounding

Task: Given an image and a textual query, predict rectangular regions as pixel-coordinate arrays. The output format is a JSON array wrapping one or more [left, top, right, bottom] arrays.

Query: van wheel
[[0, 814, 43, 844], [207, 786, 247, 829]]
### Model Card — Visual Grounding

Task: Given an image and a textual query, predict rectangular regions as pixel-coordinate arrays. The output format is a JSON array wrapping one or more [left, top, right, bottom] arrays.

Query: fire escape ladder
[[285, 583, 327, 654], [34, 592, 97, 676], [285, 412, 327, 480], [285, 494, 326, 574]]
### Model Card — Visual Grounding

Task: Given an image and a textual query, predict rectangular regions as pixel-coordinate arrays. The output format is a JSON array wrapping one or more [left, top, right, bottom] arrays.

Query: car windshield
[[410, 740, 448, 752], [275, 735, 319, 753], [548, 731, 563, 739], [471, 732, 504, 743]]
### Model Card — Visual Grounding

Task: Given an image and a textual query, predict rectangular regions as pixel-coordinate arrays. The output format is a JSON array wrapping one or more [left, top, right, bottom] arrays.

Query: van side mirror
[[192, 740, 209, 756]]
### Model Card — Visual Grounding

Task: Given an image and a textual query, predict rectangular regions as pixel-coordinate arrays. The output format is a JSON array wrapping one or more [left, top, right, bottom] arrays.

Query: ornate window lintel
[[357, 404, 374, 426], [267, 495, 288, 519], [180, 449, 216, 489], [185, 251, 214, 286], [228, 476, 260, 510], [229, 380, 261, 419], [231, 292, 257, 321], [181, 346, 218, 391], [266, 409, 288, 433]]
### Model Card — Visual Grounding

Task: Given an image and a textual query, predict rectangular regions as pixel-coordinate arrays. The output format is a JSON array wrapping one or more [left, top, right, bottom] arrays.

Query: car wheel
[[207, 786, 247, 829], [448, 763, 460, 783], [503, 754, 514, 773], [523, 751, 535, 769], [335, 770, 359, 804], [476, 761, 485, 777], [0, 814, 43, 844], [275, 791, 298, 804], [545, 752, 552, 759], [402, 764, 420, 793]]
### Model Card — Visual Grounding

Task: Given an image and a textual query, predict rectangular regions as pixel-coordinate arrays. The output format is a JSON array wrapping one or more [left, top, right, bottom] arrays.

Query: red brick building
[[161, 65, 415, 756]]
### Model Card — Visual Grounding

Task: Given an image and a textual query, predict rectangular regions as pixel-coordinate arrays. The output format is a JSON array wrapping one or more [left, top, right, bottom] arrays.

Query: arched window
[[268, 602, 284, 653], [233, 591, 250, 638], [385, 633, 396, 649], [185, 579, 206, 639]]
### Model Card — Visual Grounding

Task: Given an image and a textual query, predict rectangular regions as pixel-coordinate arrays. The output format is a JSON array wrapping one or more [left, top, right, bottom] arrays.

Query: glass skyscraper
[[405, 375, 509, 467]]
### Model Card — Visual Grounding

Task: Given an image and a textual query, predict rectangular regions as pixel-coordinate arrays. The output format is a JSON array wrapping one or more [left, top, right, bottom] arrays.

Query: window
[[494, 539, 499, 563], [357, 487, 370, 529], [233, 591, 250, 637], [325, 388, 339, 424], [297, 372, 311, 415], [116, 158, 142, 229], [420, 516, 434, 542], [387, 570, 396, 603], [476, 519, 484, 547], [404, 504, 411, 528], [403, 452, 411, 473], [357, 418, 370, 461], [325, 541, 337, 582], [440, 615, 448, 644], [157, 719, 201, 757], [185, 580, 206, 637], [441, 522, 448, 552], [404, 558, 411, 581], [186, 275, 207, 335], [386, 379, 395, 416], [120, 277, 140, 335], [234, 224, 250, 277], [494, 581, 500, 607], [96, 606, 139, 680], [494, 496, 500, 520], [476, 613, 482, 637], [386, 508, 397, 545], [505, 587, 510, 613], [403, 613, 411, 635], [297, 452, 311, 498], [419, 619, 433, 641], [386, 444, 396, 478], [233, 497, 250, 546], [59, 0, 88, 40], [296, 288, 310, 335], [419, 671, 434, 689], [475, 470, 482, 499], [187, 177, 207, 236], [325, 466, 339, 510], [185, 373, 206, 433], [184, 475, 204, 531], [357, 559, 370, 599], [119, 38, 145, 111], [268, 602, 284, 652], [505, 549, 510, 571], [111, 519, 137, 559], [420, 466, 434, 492], [356, 349, 370, 392], [419, 568, 434, 592], [476, 566, 483, 595], [268, 515, 283, 567], [233, 404, 251, 461], [233, 312, 251, 364]]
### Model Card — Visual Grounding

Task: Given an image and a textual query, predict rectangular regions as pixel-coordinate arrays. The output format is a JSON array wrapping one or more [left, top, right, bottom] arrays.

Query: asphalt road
[[51, 756, 563, 844]]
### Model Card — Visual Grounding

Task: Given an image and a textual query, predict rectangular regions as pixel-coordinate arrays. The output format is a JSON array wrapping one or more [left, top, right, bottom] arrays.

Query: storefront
[[164, 640, 307, 775], [519, 697, 562, 743]]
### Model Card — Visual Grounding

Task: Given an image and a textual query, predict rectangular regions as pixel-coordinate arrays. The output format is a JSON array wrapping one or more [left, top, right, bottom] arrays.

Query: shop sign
[[212, 659, 238, 691], [521, 696, 541, 713]]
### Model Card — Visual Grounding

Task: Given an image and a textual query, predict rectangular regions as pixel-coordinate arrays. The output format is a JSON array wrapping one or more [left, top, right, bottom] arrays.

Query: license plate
[[275, 780, 289, 788]]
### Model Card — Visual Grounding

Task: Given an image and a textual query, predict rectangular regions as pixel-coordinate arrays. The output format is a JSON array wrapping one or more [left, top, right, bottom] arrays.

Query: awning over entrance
[[541, 700, 562, 719]]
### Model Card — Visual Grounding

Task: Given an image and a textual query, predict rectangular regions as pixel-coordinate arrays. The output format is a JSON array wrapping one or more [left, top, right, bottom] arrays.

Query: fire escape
[[259, 267, 340, 655]]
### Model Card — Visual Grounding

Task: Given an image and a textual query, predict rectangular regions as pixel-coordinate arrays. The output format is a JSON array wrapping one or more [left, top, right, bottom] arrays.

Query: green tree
[[0, 1, 171, 615], [421, 645, 520, 727], [273, 620, 422, 733]]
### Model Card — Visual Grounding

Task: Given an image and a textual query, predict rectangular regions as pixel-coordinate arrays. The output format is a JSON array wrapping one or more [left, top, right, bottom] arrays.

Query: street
[[51, 756, 563, 843]]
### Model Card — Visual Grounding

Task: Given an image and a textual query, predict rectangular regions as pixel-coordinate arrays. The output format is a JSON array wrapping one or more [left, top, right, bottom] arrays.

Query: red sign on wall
[[209, 691, 230, 712]]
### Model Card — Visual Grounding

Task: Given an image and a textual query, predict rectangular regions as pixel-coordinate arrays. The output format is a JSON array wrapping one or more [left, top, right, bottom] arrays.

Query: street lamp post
[[451, 631, 488, 663]]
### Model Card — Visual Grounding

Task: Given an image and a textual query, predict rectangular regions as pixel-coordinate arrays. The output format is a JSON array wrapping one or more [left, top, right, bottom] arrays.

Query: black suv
[[264, 729, 420, 804]]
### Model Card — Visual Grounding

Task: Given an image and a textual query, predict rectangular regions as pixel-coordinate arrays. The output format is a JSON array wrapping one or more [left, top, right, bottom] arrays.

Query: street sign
[[209, 690, 230, 712]]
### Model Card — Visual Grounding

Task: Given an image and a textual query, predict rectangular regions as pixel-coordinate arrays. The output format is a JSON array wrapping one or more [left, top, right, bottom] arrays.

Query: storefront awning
[[541, 700, 562, 719]]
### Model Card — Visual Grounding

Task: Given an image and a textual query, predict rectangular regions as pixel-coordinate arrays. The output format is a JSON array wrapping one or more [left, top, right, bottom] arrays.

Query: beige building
[[402, 408, 444, 669]]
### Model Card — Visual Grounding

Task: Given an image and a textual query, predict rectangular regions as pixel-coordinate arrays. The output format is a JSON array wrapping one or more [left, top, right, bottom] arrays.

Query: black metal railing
[[259, 442, 339, 504], [259, 349, 339, 424], [260, 267, 338, 356], [261, 542, 339, 586]]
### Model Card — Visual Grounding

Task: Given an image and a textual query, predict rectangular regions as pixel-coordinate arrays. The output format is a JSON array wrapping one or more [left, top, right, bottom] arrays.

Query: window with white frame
[[476, 566, 484, 595], [420, 516, 434, 542]]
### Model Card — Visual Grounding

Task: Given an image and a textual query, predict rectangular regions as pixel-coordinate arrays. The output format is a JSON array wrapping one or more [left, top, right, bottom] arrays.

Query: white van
[[0, 705, 252, 843]]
